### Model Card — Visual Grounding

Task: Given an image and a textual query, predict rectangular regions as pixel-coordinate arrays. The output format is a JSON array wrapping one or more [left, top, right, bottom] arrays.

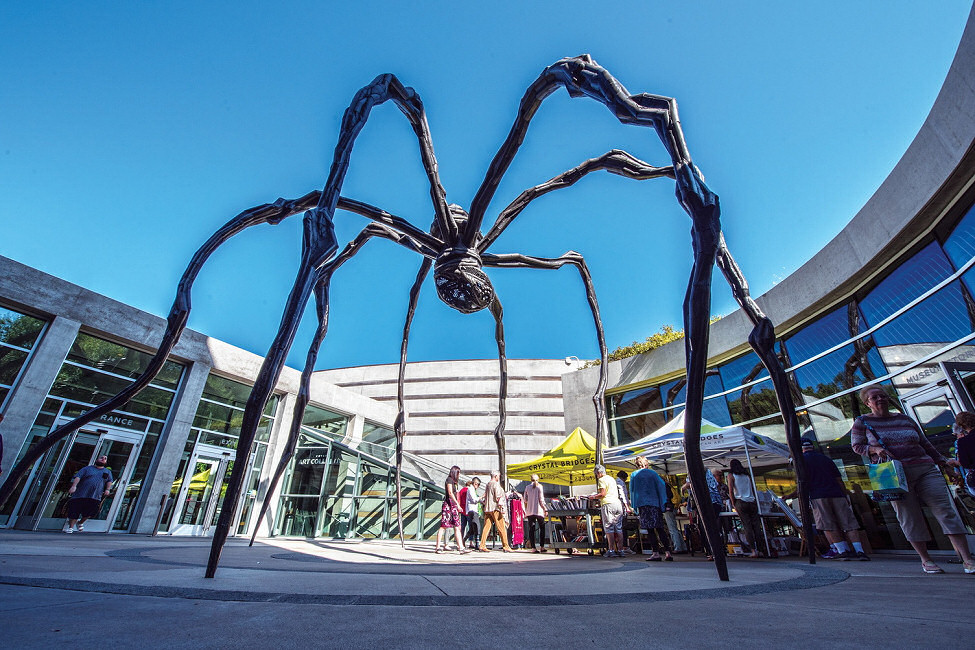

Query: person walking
[[796, 437, 869, 560], [630, 456, 673, 561], [63, 454, 113, 533], [435, 465, 469, 554], [463, 477, 481, 549], [523, 473, 547, 552], [663, 482, 687, 553], [479, 470, 513, 552], [588, 464, 624, 557], [852, 386, 973, 574], [727, 459, 763, 558]]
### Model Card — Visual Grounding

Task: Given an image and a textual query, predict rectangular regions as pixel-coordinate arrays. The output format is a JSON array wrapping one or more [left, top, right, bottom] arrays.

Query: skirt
[[440, 500, 461, 529]]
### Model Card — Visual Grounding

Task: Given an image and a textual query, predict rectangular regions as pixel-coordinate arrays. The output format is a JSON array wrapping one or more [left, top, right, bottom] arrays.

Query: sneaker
[[76, 523, 84, 532], [855, 551, 871, 561], [963, 561, 975, 575], [605, 550, 617, 558], [63, 526, 74, 534], [821, 549, 849, 560]]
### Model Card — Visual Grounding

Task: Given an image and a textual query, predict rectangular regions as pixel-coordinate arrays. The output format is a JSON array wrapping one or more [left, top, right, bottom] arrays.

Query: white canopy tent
[[604, 411, 791, 471], [604, 411, 793, 555]]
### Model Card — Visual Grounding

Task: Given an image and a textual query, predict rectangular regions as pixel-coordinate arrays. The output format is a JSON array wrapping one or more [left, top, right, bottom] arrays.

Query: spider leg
[[248, 224, 401, 547], [0, 193, 318, 510], [715, 236, 815, 563], [206, 215, 428, 576], [470, 55, 729, 578], [309, 73, 457, 255], [482, 252, 608, 465], [488, 296, 509, 484], [394, 258, 432, 548], [479, 150, 674, 252]]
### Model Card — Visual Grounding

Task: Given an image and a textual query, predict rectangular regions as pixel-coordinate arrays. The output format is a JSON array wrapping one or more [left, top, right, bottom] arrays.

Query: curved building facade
[[563, 5, 975, 553]]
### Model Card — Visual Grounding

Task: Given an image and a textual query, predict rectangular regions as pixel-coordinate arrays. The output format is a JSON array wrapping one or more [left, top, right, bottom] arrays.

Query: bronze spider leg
[[714, 237, 815, 563], [481, 252, 608, 470], [248, 223, 430, 546], [467, 54, 725, 580], [394, 258, 432, 546], [489, 296, 509, 484], [0, 192, 325, 509], [0, 187, 435, 513], [209, 73, 455, 576]]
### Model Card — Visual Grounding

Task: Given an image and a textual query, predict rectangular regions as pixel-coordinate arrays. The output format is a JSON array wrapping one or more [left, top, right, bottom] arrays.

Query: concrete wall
[[316, 358, 581, 475]]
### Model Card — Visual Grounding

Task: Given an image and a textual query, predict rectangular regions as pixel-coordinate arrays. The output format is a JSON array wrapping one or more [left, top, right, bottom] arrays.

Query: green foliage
[[583, 318, 721, 367]]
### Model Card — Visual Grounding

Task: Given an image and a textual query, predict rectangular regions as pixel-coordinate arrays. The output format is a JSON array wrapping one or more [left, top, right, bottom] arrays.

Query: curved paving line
[[0, 564, 849, 606], [104, 546, 647, 577]]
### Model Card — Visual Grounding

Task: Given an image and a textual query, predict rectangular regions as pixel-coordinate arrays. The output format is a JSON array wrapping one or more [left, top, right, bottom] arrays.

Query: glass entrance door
[[168, 445, 233, 536], [32, 427, 142, 532]]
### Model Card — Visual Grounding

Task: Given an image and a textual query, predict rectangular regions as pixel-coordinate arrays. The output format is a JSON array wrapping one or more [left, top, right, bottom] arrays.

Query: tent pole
[[742, 440, 771, 556]]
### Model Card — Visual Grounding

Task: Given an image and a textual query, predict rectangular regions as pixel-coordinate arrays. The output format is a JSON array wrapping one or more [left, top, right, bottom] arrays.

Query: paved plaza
[[0, 529, 970, 648]]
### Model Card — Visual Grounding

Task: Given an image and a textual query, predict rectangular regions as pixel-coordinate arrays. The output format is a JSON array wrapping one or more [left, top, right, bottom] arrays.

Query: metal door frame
[[168, 443, 234, 536]]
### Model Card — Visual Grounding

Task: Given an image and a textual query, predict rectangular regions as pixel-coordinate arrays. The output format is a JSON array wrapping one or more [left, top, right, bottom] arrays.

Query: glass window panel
[[942, 202, 975, 270], [393, 496, 420, 539], [421, 489, 444, 539], [660, 372, 730, 425], [51, 365, 174, 420], [719, 353, 779, 425], [0, 348, 28, 385], [201, 374, 254, 409], [870, 281, 972, 346], [65, 333, 183, 389], [322, 449, 357, 499], [285, 447, 329, 496], [353, 497, 388, 538], [608, 386, 663, 447], [358, 461, 389, 497], [0, 307, 45, 349], [278, 496, 321, 537], [859, 242, 974, 346], [319, 497, 355, 538], [302, 404, 347, 439], [362, 422, 396, 449]]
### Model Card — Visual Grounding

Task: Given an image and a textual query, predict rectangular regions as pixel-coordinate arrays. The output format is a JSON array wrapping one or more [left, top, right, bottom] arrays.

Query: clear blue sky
[[1, 2, 971, 371]]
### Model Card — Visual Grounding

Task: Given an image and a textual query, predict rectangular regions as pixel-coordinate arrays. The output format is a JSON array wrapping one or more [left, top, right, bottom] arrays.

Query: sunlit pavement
[[0, 529, 971, 648]]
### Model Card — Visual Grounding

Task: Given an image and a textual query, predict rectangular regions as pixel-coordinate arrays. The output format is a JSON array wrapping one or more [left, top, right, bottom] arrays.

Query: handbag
[[859, 418, 908, 501]]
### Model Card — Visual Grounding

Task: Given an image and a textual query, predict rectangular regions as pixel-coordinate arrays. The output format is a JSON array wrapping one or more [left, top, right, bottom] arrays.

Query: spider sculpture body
[[0, 55, 815, 581]]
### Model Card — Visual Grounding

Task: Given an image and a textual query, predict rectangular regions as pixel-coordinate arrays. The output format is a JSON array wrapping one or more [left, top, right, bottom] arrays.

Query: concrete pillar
[[131, 360, 210, 534], [0, 316, 81, 474], [253, 390, 297, 538]]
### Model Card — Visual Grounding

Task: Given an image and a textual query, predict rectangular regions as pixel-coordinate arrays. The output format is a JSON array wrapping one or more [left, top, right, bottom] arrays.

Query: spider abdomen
[[433, 247, 495, 314]]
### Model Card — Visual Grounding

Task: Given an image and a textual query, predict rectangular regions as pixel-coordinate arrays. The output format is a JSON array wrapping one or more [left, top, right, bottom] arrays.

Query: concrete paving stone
[[0, 529, 972, 648]]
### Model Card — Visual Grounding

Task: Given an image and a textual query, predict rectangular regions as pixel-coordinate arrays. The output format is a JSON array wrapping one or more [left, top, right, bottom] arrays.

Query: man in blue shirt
[[64, 455, 113, 533], [801, 437, 870, 560]]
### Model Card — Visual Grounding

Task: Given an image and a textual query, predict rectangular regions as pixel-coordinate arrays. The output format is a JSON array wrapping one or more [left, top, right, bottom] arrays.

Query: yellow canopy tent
[[506, 427, 627, 487]]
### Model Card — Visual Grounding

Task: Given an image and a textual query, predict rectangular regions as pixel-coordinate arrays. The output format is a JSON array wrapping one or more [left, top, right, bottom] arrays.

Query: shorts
[[810, 496, 859, 532], [600, 501, 624, 533], [891, 464, 967, 542], [66, 498, 100, 520]]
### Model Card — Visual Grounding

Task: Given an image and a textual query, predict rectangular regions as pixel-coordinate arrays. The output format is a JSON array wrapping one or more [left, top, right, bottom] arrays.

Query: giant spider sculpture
[[0, 55, 815, 581]]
